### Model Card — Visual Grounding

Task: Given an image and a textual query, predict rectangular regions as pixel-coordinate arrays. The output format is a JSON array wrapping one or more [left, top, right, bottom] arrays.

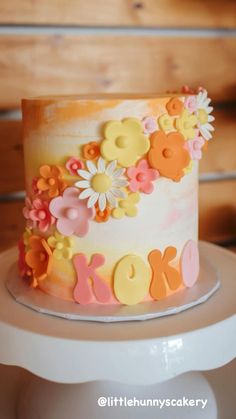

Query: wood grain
[[0, 35, 236, 109], [0, 107, 235, 193], [0, 181, 235, 251], [0, 0, 236, 28], [199, 181, 236, 242]]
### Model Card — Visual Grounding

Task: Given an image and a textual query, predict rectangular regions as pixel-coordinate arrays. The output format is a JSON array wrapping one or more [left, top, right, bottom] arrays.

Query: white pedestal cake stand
[[0, 242, 235, 419]]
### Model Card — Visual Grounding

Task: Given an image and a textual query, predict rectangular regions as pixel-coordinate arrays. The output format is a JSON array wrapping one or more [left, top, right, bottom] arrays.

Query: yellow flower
[[47, 231, 74, 260], [175, 109, 197, 140], [23, 227, 33, 250], [184, 160, 193, 174], [112, 192, 140, 219], [158, 114, 174, 132], [101, 118, 150, 167]]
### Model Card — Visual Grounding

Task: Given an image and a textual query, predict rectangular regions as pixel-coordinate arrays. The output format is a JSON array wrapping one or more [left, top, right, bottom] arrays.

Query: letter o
[[114, 255, 151, 305]]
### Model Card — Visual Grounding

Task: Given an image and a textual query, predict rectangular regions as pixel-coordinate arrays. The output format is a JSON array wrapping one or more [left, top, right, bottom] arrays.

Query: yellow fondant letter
[[114, 255, 151, 305]]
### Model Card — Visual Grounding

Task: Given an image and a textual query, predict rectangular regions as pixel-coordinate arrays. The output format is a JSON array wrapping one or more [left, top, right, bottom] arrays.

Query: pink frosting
[[73, 253, 112, 304], [23, 197, 55, 232], [184, 132, 205, 160], [49, 187, 94, 237], [142, 116, 157, 134], [184, 96, 197, 113], [127, 159, 159, 194], [66, 157, 84, 176], [180, 240, 200, 287]]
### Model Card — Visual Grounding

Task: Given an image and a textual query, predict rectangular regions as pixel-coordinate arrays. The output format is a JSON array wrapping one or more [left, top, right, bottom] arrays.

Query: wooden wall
[[0, 0, 235, 251]]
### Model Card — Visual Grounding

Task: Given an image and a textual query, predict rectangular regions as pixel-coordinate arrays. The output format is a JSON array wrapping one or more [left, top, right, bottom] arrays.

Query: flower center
[[136, 172, 146, 182], [183, 121, 192, 129], [163, 148, 173, 158], [72, 163, 78, 170], [198, 109, 208, 125], [56, 242, 64, 250], [116, 136, 128, 148], [39, 252, 46, 262], [48, 177, 56, 186], [38, 210, 46, 220], [65, 208, 78, 220], [92, 173, 112, 193]]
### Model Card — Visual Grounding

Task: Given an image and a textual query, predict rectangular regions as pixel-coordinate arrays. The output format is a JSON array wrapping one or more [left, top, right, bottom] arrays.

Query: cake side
[[19, 91, 214, 305]]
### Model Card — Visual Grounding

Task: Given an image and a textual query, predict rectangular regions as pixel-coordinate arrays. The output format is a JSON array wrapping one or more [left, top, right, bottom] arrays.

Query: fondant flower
[[18, 237, 33, 280], [127, 159, 159, 194], [22, 197, 34, 229], [184, 96, 197, 113], [82, 142, 100, 160], [24, 198, 55, 232], [142, 116, 157, 134], [101, 118, 150, 167], [47, 231, 74, 260], [32, 177, 42, 195], [158, 114, 174, 132], [37, 165, 67, 198], [25, 235, 53, 283], [184, 131, 205, 160], [195, 90, 215, 140], [175, 109, 198, 140], [66, 157, 84, 176], [95, 204, 111, 223], [112, 192, 140, 219], [23, 227, 33, 250], [49, 187, 94, 237], [75, 158, 128, 211], [166, 97, 184, 116], [148, 131, 190, 182]]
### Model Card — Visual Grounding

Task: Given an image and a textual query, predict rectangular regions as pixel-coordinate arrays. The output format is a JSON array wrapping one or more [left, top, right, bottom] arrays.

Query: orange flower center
[[89, 148, 95, 156], [163, 148, 174, 158], [48, 178, 56, 186], [39, 252, 46, 262]]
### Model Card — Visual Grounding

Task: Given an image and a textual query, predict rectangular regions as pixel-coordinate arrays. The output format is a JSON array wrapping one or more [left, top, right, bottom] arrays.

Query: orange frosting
[[82, 141, 100, 160], [166, 97, 184, 116], [37, 165, 67, 198], [25, 236, 53, 284]]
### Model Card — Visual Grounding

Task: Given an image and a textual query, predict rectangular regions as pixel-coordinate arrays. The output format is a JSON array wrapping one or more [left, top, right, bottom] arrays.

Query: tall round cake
[[19, 91, 214, 306]]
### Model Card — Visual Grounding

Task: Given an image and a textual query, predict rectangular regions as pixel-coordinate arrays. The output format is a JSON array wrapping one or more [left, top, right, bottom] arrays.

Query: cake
[[19, 90, 214, 306]]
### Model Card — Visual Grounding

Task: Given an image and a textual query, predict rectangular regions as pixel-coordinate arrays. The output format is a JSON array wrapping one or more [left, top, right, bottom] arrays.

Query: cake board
[[0, 241, 235, 419]]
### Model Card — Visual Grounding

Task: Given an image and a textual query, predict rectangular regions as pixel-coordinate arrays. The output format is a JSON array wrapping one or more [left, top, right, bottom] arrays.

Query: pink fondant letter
[[73, 253, 112, 305]]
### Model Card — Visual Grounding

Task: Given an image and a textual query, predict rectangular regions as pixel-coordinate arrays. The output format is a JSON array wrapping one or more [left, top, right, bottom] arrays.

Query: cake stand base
[[17, 372, 217, 419]]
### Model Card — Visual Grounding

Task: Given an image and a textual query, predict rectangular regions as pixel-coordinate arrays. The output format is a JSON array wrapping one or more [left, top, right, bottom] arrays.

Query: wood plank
[[0, 35, 235, 109], [199, 181, 236, 243], [0, 181, 235, 251], [0, 121, 24, 194], [0, 107, 235, 193], [0, 0, 236, 28]]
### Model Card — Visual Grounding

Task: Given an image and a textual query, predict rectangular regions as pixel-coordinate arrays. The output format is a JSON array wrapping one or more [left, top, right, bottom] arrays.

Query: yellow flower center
[[183, 120, 192, 129], [56, 242, 64, 250], [198, 109, 208, 125], [116, 136, 129, 148], [92, 173, 112, 193]]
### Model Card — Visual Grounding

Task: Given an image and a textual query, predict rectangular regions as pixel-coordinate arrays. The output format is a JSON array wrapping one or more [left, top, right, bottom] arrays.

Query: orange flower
[[25, 236, 53, 284], [83, 142, 100, 160], [95, 204, 111, 223], [148, 131, 190, 182], [148, 247, 182, 300], [166, 97, 184, 116], [37, 165, 67, 198]]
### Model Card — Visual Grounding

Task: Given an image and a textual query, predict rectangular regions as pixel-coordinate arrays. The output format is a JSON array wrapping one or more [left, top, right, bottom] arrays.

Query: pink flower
[[23, 197, 55, 232], [142, 116, 157, 134], [49, 187, 94, 237], [184, 96, 197, 113], [184, 132, 205, 160], [127, 159, 159, 194], [66, 157, 84, 176]]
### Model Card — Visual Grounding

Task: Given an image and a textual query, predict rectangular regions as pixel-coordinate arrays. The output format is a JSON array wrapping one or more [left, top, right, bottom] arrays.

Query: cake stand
[[0, 242, 235, 419]]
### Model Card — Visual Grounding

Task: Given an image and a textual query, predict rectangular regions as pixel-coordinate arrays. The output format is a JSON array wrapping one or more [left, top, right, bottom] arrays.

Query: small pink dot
[[66, 208, 78, 220], [38, 210, 46, 220], [72, 163, 78, 170], [137, 172, 146, 182]]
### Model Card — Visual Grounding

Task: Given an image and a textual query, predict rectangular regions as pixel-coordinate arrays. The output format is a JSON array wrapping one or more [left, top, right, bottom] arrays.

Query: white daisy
[[75, 157, 128, 211], [196, 90, 215, 140]]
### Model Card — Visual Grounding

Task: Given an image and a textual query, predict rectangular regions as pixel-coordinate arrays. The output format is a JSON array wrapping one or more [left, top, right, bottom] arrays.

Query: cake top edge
[[22, 92, 196, 103]]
